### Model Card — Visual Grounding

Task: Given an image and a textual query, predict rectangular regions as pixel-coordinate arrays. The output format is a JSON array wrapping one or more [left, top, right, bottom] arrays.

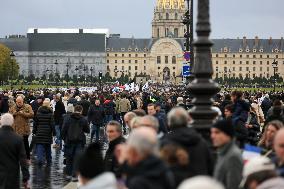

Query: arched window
[[175, 13, 178, 20], [174, 28, 178, 38], [172, 56, 176, 64], [157, 28, 160, 38], [166, 13, 169, 20]]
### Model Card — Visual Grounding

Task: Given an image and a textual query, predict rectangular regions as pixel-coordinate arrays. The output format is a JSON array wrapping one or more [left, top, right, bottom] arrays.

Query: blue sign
[[182, 65, 190, 76], [184, 51, 190, 61]]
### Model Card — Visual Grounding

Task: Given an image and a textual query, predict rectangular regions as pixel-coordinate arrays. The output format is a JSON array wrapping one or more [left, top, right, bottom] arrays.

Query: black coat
[[54, 100, 66, 125], [104, 136, 125, 176], [161, 127, 214, 177], [88, 104, 105, 124], [126, 155, 175, 189], [33, 106, 55, 144], [0, 96, 9, 113], [0, 126, 30, 189], [62, 113, 90, 144]]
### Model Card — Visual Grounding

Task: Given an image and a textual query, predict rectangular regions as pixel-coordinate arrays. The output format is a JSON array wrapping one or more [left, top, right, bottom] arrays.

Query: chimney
[[34, 29, 38, 33], [269, 37, 272, 45], [254, 36, 259, 47], [79, 29, 83, 34], [242, 36, 247, 47]]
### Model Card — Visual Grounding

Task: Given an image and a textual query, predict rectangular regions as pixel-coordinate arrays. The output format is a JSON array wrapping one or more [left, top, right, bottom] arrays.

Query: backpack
[[67, 118, 82, 143]]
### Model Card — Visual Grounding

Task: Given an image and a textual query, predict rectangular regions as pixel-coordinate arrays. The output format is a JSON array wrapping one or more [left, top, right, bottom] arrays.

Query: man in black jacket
[[88, 99, 105, 142], [77, 94, 90, 117], [62, 105, 89, 181], [104, 121, 125, 177], [53, 94, 66, 149], [161, 107, 214, 178], [0, 113, 30, 189]]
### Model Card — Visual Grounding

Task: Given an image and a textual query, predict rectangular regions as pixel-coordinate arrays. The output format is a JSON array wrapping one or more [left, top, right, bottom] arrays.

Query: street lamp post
[[90, 67, 94, 86], [75, 66, 79, 86], [272, 59, 278, 92], [187, 0, 220, 141], [66, 61, 70, 89], [99, 71, 102, 91], [54, 60, 58, 87], [10, 51, 15, 90]]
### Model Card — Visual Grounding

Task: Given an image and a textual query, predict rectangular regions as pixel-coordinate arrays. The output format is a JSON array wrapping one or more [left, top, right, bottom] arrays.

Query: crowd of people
[[0, 86, 284, 189]]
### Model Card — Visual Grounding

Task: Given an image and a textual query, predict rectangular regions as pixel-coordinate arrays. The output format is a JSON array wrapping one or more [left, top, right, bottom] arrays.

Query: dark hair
[[74, 105, 83, 113], [76, 142, 104, 179], [147, 103, 155, 108], [224, 104, 234, 113], [132, 109, 147, 117], [245, 170, 277, 187], [231, 90, 243, 99]]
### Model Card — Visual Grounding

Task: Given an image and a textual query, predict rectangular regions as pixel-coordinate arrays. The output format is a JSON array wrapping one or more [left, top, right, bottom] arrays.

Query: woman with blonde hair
[[33, 100, 55, 166], [258, 120, 284, 157]]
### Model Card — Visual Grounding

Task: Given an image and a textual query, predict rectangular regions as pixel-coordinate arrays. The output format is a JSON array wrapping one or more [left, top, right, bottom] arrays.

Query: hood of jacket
[[129, 155, 169, 180], [165, 127, 201, 147], [80, 172, 117, 189], [38, 106, 52, 114], [257, 177, 284, 189], [71, 112, 83, 120], [235, 99, 250, 111]]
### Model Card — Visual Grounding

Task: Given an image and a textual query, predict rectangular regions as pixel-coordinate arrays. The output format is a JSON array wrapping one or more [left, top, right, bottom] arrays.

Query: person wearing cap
[[240, 156, 284, 189], [211, 119, 243, 189]]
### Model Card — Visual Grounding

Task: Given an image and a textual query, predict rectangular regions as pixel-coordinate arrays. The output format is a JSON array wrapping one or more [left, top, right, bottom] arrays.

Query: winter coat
[[104, 136, 125, 177], [161, 127, 214, 177], [61, 113, 90, 144], [33, 106, 55, 144], [118, 98, 131, 113], [80, 172, 117, 189], [0, 96, 9, 113], [257, 177, 284, 189], [213, 140, 243, 189], [9, 104, 34, 136], [0, 126, 30, 189], [154, 113, 168, 134], [247, 112, 261, 145], [265, 106, 284, 125], [53, 100, 66, 125], [77, 99, 91, 117], [104, 100, 116, 116], [126, 155, 175, 189], [88, 104, 105, 124], [261, 97, 272, 118]]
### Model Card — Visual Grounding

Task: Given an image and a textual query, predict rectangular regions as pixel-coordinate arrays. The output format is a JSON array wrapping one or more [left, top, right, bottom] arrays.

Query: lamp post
[[272, 59, 278, 92], [54, 60, 58, 87], [10, 51, 15, 90], [45, 69, 52, 88], [187, 0, 220, 141], [75, 66, 79, 86], [99, 71, 102, 91], [90, 67, 94, 86], [66, 60, 70, 89]]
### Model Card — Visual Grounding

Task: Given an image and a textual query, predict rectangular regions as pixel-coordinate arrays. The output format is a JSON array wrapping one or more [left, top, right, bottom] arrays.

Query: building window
[[144, 54, 146, 57], [260, 55, 262, 58], [216, 54, 218, 57], [267, 55, 269, 58], [276, 55, 279, 58], [232, 67, 235, 71], [129, 60, 131, 63], [240, 55, 242, 58], [157, 56, 161, 64], [233, 61, 235, 64], [166, 13, 169, 20], [135, 66, 138, 70], [246, 61, 249, 65], [267, 61, 269, 65], [239, 67, 242, 71], [135, 60, 138, 63], [174, 28, 178, 38], [122, 54, 124, 57], [240, 61, 242, 64], [122, 60, 124, 63], [129, 54, 131, 57], [260, 61, 262, 65], [267, 67, 269, 71], [224, 67, 227, 72], [233, 54, 235, 58], [115, 54, 117, 57], [173, 67, 176, 70], [165, 56, 168, 64], [172, 56, 176, 64], [175, 13, 178, 20], [107, 53, 109, 57], [246, 55, 249, 58], [253, 55, 256, 58], [135, 54, 138, 57], [246, 67, 249, 71], [122, 66, 124, 70], [129, 66, 131, 70], [224, 61, 227, 64], [225, 54, 227, 58], [260, 67, 262, 71], [253, 61, 256, 64], [144, 60, 146, 64], [216, 61, 218, 64], [144, 66, 146, 70], [157, 28, 160, 38], [107, 60, 109, 63], [115, 60, 117, 63], [115, 66, 117, 69], [253, 67, 256, 71], [115, 72, 117, 77]]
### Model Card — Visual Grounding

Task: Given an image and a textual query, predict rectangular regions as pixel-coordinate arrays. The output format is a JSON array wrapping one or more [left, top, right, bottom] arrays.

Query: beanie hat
[[212, 119, 234, 137]]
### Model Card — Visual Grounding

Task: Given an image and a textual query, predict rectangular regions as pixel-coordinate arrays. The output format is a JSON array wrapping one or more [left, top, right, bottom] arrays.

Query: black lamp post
[[187, 0, 220, 141], [45, 69, 52, 88], [99, 71, 102, 91], [66, 61, 70, 89], [272, 59, 278, 92], [90, 67, 94, 86], [75, 66, 79, 85], [10, 51, 15, 90], [54, 60, 58, 87]]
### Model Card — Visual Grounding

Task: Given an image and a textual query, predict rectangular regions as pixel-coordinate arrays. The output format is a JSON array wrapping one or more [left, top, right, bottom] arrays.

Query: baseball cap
[[240, 156, 275, 187]]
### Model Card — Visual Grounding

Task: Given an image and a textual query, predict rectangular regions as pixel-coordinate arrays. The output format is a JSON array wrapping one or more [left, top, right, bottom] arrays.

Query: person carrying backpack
[[62, 105, 89, 181]]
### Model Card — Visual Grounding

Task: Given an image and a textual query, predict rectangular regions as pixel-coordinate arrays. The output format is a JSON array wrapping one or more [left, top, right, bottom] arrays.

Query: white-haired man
[[0, 113, 30, 188], [116, 127, 175, 189]]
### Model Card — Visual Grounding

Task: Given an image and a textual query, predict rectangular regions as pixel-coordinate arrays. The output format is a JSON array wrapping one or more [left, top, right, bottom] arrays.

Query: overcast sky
[[1, 0, 283, 39]]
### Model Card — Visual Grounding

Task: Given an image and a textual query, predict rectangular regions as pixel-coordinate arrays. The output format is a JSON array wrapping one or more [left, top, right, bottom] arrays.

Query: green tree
[[0, 44, 19, 83]]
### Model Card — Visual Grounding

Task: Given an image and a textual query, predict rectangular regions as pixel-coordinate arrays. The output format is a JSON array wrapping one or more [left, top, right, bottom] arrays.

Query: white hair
[[66, 104, 74, 113], [178, 176, 224, 189], [127, 127, 157, 157], [0, 113, 14, 127]]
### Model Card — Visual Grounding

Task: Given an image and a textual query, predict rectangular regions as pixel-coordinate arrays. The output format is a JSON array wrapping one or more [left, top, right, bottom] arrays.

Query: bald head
[[16, 96, 24, 107], [138, 115, 159, 132], [127, 127, 157, 158], [124, 112, 137, 127], [274, 128, 284, 163]]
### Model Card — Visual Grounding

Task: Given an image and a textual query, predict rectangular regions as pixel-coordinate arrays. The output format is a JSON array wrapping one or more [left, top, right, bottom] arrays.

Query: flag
[[135, 84, 140, 92], [130, 82, 135, 92], [124, 84, 130, 91], [242, 144, 261, 164], [142, 82, 149, 91]]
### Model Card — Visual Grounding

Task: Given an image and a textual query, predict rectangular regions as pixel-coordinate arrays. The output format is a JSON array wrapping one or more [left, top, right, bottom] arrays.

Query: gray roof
[[27, 33, 106, 52], [0, 38, 29, 51], [106, 37, 185, 52], [211, 38, 284, 53]]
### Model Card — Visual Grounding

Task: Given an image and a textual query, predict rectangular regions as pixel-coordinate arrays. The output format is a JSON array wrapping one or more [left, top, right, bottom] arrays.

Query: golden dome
[[157, 0, 185, 10]]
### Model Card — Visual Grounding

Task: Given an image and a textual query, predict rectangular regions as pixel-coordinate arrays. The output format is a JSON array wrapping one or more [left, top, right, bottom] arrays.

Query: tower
[[152, 0, 188, 38]]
